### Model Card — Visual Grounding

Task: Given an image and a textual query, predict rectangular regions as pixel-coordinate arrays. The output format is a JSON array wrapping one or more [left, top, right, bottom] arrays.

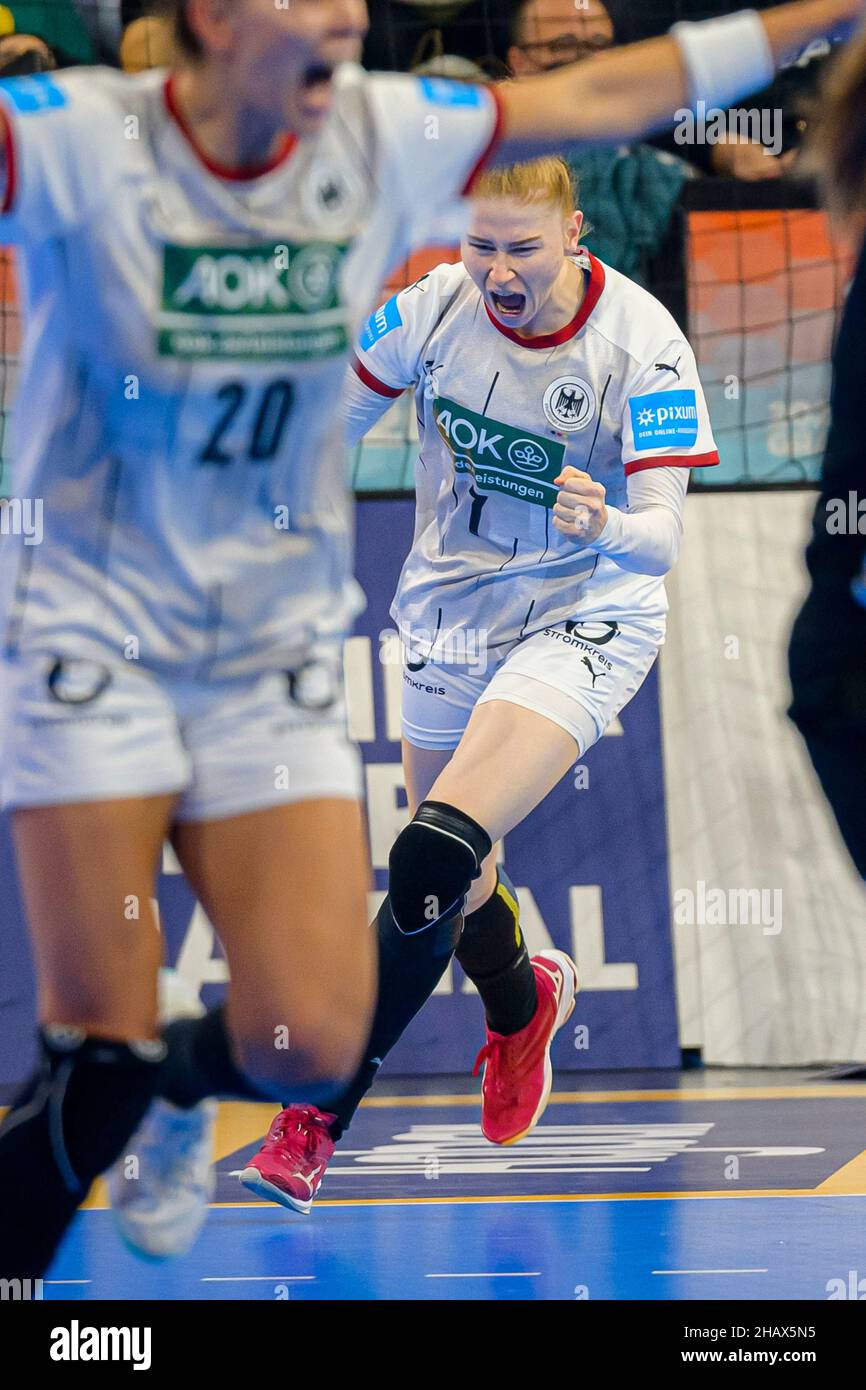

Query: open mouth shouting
[[490, 290, 527, 320], [299, 61, 336, 117]]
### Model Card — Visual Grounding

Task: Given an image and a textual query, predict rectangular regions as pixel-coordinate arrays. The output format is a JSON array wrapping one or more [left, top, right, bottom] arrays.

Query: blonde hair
[[473, 157, 579, 218], [807, 22, 866, 223]]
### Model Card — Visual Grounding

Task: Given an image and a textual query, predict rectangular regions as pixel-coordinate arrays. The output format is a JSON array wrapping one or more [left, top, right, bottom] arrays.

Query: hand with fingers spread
[[552, 466, 608, 542]]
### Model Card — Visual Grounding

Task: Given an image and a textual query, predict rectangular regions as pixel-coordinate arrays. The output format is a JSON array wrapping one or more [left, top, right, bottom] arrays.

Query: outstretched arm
[[0, 107, 9, 213], [494, 0, 863, 156]]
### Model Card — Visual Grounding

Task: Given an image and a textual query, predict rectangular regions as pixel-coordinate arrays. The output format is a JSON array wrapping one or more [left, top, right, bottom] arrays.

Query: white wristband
[[672, 10, 775, 110]]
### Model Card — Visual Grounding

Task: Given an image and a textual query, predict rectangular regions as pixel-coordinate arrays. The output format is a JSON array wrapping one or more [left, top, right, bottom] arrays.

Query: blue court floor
[[44, 1071, 866, 1301]]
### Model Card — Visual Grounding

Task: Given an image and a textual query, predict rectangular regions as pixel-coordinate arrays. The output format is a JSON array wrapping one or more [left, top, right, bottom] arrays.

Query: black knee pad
[[0, 1028, 164, 1278], [1, 1027, 164, 1197], [389, 800, 492, 936]]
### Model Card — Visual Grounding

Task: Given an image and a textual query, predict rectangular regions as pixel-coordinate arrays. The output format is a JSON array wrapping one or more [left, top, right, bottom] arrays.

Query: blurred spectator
[[505, 0, 690, 285], [364, 1, 521, 75], [413, 52, 487, 81], [507, 0, 615, 72], [0, 29, 55, 74], [71, 0, 122, 61], [5, 1, 94, 65], [69, 1, 163, 66], [120, 11, 173, 71]]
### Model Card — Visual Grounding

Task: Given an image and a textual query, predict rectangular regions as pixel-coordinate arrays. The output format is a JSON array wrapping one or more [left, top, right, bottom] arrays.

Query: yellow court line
[[208, 1187, 863, 1211], [20, 1083, 866, 1209], [78, 1186, 866, 1213], [816, 1145, 866, 1194], [179, 1086, 866, 1166], [359, 1085, 866, 1107], [209, 1087, 866, 1164]]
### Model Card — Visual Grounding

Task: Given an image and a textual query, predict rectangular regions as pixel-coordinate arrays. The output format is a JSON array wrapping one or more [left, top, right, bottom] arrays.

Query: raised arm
[[0, 106, 9, 213], [494, 0, 863, 155]]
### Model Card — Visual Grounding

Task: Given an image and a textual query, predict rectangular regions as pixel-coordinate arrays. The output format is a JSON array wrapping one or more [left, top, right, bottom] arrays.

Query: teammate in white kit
[[240, 154, 721, 1212], [0, 0, 857, 1275]]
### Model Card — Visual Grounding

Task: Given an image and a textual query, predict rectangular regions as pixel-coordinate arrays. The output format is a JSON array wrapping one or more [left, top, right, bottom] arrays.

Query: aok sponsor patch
[[157, 241, 350, 362], [433, 395, 566, 509], [629, 389, 699, 451]]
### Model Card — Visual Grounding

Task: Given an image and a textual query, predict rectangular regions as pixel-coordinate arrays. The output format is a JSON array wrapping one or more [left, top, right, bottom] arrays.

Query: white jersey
[[345, 253, 718, 652], [0, 66, 502, 678]]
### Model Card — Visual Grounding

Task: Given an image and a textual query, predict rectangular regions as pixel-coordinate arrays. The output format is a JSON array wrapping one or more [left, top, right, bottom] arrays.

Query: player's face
[[194, 0, 368, 135], [462, 196, 583, 333]]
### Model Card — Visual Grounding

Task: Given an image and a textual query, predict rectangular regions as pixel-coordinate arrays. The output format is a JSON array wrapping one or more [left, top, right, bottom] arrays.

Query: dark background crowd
[[0, 0, 844, 296]]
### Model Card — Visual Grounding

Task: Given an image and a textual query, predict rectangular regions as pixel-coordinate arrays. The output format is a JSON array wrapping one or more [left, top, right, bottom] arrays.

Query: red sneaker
[[239, 1105, 336, 1214], [473, 950, 579, 1146]]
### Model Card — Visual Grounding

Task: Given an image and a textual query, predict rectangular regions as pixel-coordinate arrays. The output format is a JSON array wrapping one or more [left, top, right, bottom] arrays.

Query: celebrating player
[[0, 0, 860, 1278], [239, 155, 719, 1213]]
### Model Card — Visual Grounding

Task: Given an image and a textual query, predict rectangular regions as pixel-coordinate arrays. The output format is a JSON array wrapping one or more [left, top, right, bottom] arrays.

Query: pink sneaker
[[473, 950, 578, 1146], [239, 1105, 336, 1214]]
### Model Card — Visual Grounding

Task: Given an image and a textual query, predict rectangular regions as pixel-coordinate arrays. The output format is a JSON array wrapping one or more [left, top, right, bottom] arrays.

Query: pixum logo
[[674, 100, 783, 156], [50, 1320, 152, 1371], [0, 496, 43, 545], [673, 881, 783, 936], [636, 403, 696, 428]]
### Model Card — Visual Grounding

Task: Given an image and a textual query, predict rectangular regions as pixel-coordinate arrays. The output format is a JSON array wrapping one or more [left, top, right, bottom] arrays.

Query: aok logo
[[508, 439, 549, 473], [433, 394, 565, 508], [166, 242, 344, 316], [435, 407, 506, 462], [174, 253, 292, 312]]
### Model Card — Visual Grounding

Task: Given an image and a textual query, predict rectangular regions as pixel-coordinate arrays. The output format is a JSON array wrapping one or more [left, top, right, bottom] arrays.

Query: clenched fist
[[552, 466, 608, 542]]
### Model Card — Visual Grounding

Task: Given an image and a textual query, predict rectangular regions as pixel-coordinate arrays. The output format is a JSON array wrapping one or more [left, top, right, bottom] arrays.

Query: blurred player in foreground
[[0, 0, 860, 1278], [240, 156, 719, 1213], [789, 19, 866, 880]]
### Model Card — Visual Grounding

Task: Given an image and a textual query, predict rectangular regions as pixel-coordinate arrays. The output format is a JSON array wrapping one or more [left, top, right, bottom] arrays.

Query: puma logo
[[291, 1165, 323, 1197], [655, 355, 682, 381], [581, 656, 602, 687]]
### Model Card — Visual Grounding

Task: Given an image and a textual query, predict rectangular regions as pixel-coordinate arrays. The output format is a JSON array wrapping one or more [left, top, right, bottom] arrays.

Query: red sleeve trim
[[624, 450, 720, 477], [461, 84, 506, 197], [352, 355, 404, 399], [1, 106, 17, 216]]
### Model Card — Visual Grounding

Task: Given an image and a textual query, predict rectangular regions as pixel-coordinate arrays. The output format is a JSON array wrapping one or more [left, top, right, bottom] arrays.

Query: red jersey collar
[[484, 251, 605, 350], [164, 74, 298, 182]]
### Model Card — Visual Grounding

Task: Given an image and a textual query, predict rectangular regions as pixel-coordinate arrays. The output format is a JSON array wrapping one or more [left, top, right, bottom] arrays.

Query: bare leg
[[172, 797, 375, 1097]]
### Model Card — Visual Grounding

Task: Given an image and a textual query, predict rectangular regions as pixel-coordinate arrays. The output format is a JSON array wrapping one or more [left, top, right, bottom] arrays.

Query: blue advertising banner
[[0, 497, 679, 1095]]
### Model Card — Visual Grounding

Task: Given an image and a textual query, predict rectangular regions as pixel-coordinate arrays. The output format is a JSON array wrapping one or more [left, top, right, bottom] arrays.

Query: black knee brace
[[388, 799, 492, 936], [0, 1027, 164, 1278]]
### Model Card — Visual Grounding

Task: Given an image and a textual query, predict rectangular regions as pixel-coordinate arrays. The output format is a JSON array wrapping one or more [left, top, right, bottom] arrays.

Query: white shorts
[[400, 616, 666, 755], [0, 652, 363, 819]]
